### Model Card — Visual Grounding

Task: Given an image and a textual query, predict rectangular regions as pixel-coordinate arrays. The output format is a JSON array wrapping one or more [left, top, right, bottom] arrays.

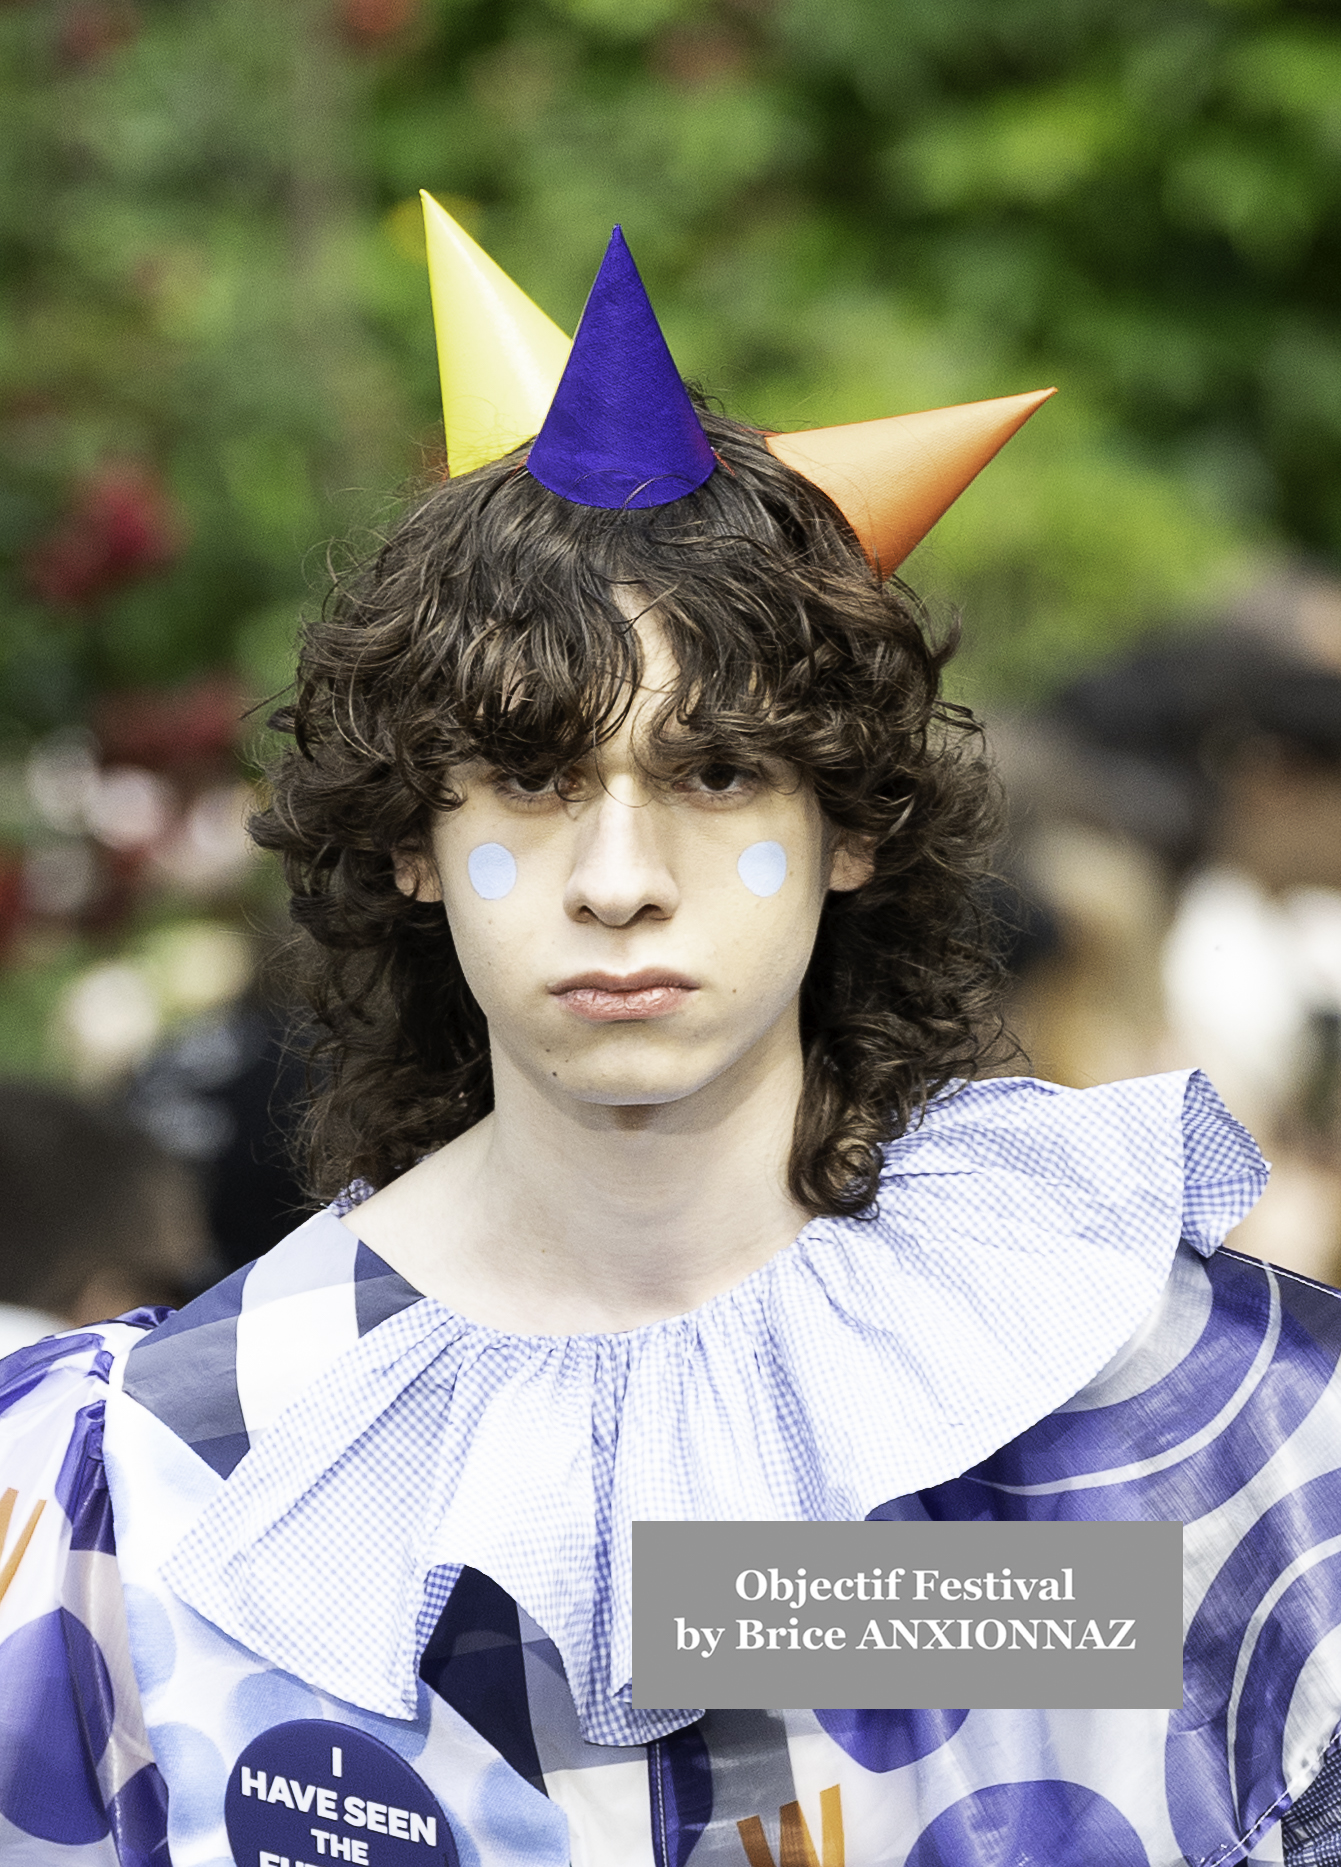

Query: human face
[[403, 620, 870, 1114]]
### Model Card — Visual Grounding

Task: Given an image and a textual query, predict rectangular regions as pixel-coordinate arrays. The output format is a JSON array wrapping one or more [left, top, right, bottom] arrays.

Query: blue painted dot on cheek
[[737, 840, 787, 898], [467, 843, 517, 900]]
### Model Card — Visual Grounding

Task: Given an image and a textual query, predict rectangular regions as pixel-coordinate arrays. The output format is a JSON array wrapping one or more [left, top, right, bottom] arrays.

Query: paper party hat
[[526, 227, 717, 510], [420, 192, 572, 477], [767, 389, 1056, 574]]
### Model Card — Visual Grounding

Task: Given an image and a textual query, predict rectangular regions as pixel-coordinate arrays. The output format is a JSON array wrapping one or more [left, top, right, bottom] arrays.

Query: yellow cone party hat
[[767, 388, 1056, 575], [420, 192, 572, 476]]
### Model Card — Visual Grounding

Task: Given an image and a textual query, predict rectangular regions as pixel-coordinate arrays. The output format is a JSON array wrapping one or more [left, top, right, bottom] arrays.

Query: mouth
[[548, 969, 699, 1023]]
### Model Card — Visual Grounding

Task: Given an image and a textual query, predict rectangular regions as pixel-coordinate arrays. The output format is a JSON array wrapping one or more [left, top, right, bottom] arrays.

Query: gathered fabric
[[160, 1069, 1265, 1746]]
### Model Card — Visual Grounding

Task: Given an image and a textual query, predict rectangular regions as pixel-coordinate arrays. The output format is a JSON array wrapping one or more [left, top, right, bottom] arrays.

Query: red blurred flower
[[94, 676, 244, 775], [339, 0, 417, 44], [26, 463, 181, 607], [79, 844, 150, 934], [58, 0, 138, 66], [2, 390, 58, 421], [650, 25, 751, 85], [0, 852, 25, 959]]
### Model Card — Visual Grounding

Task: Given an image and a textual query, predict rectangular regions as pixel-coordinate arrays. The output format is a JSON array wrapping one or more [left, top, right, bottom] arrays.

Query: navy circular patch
[[225, 1720, 458, 1867]]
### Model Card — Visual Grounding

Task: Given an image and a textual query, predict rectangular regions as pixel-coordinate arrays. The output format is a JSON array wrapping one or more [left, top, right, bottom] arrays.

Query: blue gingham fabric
[[147, 1068, 1263, 1748]]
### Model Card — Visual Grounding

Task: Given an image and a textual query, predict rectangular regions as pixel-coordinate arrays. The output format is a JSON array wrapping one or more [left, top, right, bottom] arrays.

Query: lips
[[548, 969, 699, 1023]]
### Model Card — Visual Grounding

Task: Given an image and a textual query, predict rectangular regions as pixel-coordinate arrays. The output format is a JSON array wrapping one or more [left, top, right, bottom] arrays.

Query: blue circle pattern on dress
[[1167, 1471, 1341, 1862], [0, 1609, 113, 1844], [121, 1583, 177, 1697], [814, 1707, 969, 1772], [146, 1721, 229, 1841], [885, 1255, 1341, 1866], [226, 1667, 325, 1750], [903, 1781, 1150, 1867]]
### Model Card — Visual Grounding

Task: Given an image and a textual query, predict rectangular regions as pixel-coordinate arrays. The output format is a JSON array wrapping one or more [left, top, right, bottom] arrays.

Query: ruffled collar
[[146, 1070, 1263, 1746]]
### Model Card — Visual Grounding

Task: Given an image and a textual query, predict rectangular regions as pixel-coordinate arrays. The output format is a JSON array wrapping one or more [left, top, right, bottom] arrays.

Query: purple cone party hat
[[525, 227, 716, 510]]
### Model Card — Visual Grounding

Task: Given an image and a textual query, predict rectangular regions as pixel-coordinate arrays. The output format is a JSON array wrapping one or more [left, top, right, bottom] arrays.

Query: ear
[[828, 832, 875, 893], [393, 848, 443, 903]]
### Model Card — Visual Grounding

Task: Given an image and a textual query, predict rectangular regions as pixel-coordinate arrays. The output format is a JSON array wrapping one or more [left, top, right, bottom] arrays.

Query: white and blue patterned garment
[[6, 1070, 1341, 1864]]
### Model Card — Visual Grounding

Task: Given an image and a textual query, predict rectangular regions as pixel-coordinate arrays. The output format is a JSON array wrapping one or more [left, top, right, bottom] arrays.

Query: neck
[[346, 1022, 812, 1334]]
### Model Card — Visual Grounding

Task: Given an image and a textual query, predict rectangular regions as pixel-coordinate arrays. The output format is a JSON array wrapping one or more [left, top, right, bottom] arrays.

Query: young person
[[3, 207, 1341, 1867]]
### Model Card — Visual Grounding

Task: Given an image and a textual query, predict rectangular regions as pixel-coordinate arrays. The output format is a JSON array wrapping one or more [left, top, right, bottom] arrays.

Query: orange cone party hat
[[767, 387, 1056, 575], [420, 192, 572, 477]]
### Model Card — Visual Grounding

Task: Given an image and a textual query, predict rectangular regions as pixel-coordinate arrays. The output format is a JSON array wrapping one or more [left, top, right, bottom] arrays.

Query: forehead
[[435, 556, 840, 793], [617, 610, 685, 714], [468, 607, 732, 759]]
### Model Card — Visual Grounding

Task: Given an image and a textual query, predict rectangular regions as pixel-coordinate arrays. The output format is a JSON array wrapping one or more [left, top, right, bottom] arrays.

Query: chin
[[559, 1075, 713, 1109], [542, 1051, 732, 1109]]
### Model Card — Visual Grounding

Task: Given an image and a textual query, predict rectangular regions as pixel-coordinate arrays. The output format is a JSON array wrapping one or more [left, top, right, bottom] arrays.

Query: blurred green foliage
[[2, 0, 1340, 725]]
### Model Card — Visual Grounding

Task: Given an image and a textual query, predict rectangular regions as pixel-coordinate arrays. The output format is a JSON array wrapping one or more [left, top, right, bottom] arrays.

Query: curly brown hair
[[251, 405, 1007, 1216]]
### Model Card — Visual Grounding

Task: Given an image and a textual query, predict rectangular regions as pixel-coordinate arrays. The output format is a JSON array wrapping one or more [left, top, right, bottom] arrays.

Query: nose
[[562, 787, 680, 927]]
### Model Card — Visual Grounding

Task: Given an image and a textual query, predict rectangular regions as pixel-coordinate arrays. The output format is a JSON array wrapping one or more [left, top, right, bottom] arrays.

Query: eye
[[675, 761, 755, 798], [491, 767, 577, 803], [701, 763, 744, 792]]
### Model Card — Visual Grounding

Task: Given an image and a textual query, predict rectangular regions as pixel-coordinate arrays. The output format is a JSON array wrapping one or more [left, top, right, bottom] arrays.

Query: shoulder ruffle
[[154, 1070, 1263, 1748]]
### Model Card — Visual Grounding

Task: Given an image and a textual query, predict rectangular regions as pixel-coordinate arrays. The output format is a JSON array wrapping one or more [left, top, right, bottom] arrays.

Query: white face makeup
[[467, 842, 518, 900], [400, 617, 871, 1115], [737, 840, 787, 899]]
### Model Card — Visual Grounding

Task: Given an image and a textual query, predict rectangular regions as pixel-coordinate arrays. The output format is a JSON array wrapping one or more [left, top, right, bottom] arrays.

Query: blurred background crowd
[[1, 0, 1340, 1338]]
